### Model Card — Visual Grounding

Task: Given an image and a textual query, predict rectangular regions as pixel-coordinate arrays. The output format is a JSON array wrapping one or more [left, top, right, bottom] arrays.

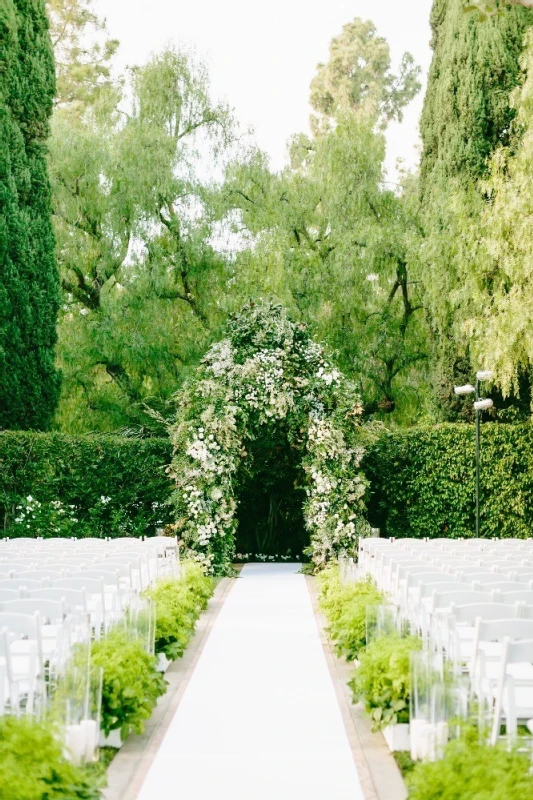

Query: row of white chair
[[357, 539, 533, 746], [0, 537, 177, 719]]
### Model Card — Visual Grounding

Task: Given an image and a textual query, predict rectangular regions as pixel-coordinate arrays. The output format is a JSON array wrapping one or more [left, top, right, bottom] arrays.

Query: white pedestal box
[[99, 728, 123, 749], [157, 653, 172, 673], [383, 723, 410, 752]]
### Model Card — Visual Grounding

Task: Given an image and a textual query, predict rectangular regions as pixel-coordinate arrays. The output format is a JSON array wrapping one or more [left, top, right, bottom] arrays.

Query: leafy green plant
[[317, 564, 384, 660], [394, 751, 417, 778], [180, 561, 215, 610], [349, 634, 422, 729], [0, 716, 102, 799], [144, 561, 214, 659], [407, 727, 533, 799], [88, 629, 166, 738]]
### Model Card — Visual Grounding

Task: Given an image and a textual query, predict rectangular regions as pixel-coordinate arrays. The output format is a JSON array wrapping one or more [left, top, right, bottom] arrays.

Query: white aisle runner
[[137, 563, 365, 800]]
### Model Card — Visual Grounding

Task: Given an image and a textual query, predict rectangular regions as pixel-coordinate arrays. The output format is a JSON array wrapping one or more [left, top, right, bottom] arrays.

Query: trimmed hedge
[[0, 432, 173, 537], [363, 423, 533, 539]]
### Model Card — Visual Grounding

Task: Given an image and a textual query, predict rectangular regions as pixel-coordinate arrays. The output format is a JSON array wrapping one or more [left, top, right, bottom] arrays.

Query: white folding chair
[[499, 565, 533, 576], [0, 588, 21, 602], [49, 577, 108, 633], [25, 587, 88, 615], [512, 573, 533, 585], [0, 612, 42, 712], [0, 578, 43, 591], [0, 597, 67, 621], [490, 637, 533, 745], [0, 598, 69, 665], [11, 569, 70, 582], [424, 590, 494, 648], [77, 567, 131, 609], [485, 582, 525, 595], [513, 604, 533, 620], [412, 581, 468, 630], [403, 572, 450, 608], [448, 604, 521, 667], [0, 563, 40, 574], [43, 560, 94, 570], [467, 574, 513, 586], [0, 628, 17, 714], [499, 590, 533, 605], [432, 590, 494, 615], [455, 569, 496, 581]]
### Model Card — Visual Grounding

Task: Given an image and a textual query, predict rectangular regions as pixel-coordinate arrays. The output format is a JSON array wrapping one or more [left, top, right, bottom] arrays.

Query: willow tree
[[462, 31, 533, 401], [419, 0, 532, 417], [50, 48, 237, 432], [47, 0, 119, 111], [0, 0, 61, 430], [217, 19, 429, 422]]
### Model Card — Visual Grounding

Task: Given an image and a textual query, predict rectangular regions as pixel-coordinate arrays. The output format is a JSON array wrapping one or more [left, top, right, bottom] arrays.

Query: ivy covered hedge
[[363, 423, 533, 539], [0, 432, 173, 537]]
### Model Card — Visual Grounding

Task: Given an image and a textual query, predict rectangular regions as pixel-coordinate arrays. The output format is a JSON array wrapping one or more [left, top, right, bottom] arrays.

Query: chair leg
[[504, 677, 517, 747]]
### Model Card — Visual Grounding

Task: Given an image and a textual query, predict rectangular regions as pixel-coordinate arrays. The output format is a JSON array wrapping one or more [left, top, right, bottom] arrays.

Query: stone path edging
[[102, 576, 236, 800], [305, 575, 408, 800]]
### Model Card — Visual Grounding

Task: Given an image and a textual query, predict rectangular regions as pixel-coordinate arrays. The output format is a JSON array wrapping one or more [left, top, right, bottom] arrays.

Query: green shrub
[[363, 423, 533, 539], [144, 561, 214, 659], [88, 629, 166, 737], [349, 634, 422, 729], [0, 717, 102, 799], [0, 431, 172, 537], [180, 560, 215, 610], [317, 564, 384, 660], [407, 728, 533, 799]]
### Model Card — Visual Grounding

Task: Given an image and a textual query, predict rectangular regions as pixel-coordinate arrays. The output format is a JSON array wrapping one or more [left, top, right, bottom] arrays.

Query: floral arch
[[169, 303, 370, 575]]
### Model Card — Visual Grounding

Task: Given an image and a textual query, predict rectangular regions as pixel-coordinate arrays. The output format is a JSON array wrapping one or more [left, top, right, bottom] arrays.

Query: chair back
[[433, 590, 493, 610]]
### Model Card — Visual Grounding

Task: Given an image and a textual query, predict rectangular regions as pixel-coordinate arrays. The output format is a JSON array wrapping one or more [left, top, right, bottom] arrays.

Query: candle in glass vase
[[434, 721, 448, 759], [81, 719, 98, 762], [65, 723, 85, 765]]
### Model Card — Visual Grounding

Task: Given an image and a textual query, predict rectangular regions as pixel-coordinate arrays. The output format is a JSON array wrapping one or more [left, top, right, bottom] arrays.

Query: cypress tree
[[0, 0, 60, 430], [420, 0, 532, 194], [418, 0, 532, 419]]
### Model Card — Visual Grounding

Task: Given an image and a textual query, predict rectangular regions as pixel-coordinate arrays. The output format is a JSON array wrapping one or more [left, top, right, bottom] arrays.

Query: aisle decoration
[[169, 303, 370, 574]]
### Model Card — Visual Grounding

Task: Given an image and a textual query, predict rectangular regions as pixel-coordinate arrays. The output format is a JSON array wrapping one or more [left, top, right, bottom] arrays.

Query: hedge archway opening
[[169, 303, 370, 575]]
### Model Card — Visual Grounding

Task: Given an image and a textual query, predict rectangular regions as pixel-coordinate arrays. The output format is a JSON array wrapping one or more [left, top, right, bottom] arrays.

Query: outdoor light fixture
[[454, 371, 494, 538], [473, 398, 494, 411]]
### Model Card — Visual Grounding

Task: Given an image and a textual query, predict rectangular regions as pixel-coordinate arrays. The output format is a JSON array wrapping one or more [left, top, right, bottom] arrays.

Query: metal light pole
[[454, 371, 493, 537]]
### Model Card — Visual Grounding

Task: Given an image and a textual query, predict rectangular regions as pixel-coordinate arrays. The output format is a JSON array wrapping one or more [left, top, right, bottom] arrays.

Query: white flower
[[187, 440, 210, 462], [316, 367, 340, 385]]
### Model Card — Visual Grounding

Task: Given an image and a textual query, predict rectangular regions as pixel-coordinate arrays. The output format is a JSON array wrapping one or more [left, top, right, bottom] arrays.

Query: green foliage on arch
[[168, 303, 370, 575]]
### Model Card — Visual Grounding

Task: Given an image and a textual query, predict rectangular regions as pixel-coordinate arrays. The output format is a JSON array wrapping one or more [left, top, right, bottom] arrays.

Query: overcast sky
[[93, 0, 433, 179]]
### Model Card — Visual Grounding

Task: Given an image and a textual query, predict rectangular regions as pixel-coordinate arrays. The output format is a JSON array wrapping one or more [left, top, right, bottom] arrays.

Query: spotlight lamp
[[476, 370, 494, 382], [473, 398, 494, 411], [454, 384, 476, 396]]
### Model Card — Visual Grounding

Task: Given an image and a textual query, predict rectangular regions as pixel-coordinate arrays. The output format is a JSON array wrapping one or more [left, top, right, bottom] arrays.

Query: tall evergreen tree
[[418, 0, 532, 418], [420, 0, 531, 193], [0, 0, 60, 429]]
